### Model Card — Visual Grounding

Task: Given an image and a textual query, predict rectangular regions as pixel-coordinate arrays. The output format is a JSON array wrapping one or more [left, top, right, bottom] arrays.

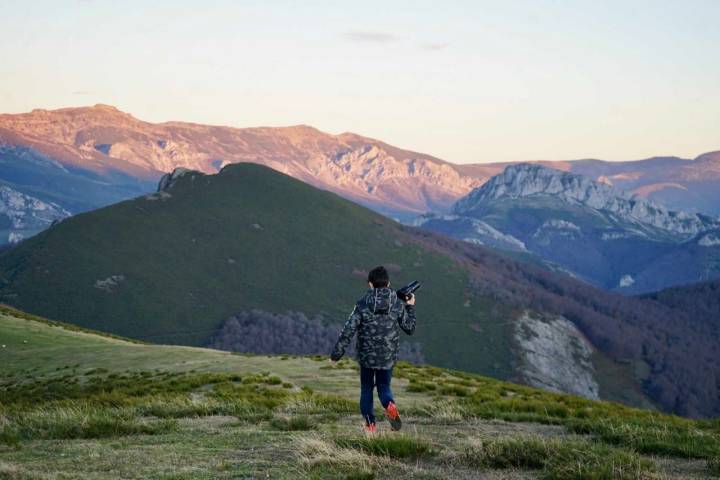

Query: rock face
[[420, 164, 720, 293], [455, 164, 719, 239], [0, 185, 71, 244], [414, 214, 527, 252], [157, 168, 198, 192], [513, 311, 599, 400]]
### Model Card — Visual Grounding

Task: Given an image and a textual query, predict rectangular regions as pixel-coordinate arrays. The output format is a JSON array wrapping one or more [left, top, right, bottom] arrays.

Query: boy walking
[[330, 266, 417, 433]]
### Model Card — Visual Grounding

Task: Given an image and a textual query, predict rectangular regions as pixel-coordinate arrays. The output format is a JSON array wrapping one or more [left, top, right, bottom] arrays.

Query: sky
[[1, 0, 718, 164]]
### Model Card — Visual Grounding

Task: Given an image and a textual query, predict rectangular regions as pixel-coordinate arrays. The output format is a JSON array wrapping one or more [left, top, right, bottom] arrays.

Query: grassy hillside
[[1, 307, 719, 479], [0, 163, 514, 379], [1, 163, 717, 418]]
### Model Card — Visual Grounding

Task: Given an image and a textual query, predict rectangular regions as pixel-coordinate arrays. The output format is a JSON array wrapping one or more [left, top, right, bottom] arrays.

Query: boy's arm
[[330, 306, 362, 361], [398, 302, 416, 335]]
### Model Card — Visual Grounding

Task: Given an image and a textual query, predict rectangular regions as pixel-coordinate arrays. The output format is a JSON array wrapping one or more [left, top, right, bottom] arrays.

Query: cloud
[[421, 43, 449, 51], [341, 30, 399, 44]]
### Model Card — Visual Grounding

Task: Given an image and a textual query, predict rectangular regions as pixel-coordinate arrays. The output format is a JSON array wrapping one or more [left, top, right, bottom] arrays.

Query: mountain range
[[418, 164, 720, 293], [0, 162, 718, 417], [1, 105, 719, 245]]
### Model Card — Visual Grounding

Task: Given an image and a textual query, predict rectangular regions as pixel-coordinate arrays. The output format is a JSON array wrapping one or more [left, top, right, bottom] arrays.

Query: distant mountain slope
[[0, 144, 156, 213], [642, 278, 720, 327], [1, 105, 719, 244], [0, 162, 718, 417], [565, 152, 720, 216], [0, 182, 70, 244], [0, 105, 486, 222], [418, 164, 720, 293]]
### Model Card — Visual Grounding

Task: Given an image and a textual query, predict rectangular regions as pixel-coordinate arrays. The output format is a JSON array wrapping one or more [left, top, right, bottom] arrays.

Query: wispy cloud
[[341, 29, 399, 44], [421, 43, 449, 51]]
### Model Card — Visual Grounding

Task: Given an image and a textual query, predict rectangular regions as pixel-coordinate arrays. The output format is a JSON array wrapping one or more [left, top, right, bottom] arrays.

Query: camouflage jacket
[[330, 287, 416, 369]]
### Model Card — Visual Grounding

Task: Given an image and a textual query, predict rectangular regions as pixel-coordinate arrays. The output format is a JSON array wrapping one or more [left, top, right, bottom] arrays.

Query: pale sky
[[1, 0, 718, 163]]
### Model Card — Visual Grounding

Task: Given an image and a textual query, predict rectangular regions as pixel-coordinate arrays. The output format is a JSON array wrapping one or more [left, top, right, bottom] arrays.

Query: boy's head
[[367, 266, 390, 288]]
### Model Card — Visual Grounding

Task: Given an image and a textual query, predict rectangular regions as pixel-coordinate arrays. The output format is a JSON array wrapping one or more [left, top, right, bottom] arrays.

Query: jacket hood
[[365, 287, 397, 313]]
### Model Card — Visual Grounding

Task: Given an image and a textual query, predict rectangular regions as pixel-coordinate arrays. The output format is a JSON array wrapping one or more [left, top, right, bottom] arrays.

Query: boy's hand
[[406, 293, 416, 306]]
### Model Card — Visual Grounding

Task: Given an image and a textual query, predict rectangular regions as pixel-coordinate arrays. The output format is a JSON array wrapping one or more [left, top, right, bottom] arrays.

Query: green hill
[[0, 163, 716, 418], [0, 163, 515, 378], [1, 306, 718, 479]]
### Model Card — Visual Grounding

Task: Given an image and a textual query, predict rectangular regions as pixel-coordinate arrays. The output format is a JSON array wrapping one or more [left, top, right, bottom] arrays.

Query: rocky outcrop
[[414, 213, 526, 251], [157, 167, 199, 192], [698, 233, 720, 247], [454, 164, 719, 239], [0, 185, 71, 243], [513, 311, 599, 399]]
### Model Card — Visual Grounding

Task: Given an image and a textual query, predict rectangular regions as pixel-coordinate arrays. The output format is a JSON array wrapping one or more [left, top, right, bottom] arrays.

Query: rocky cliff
[[454, 164, 719, 240], [0, 185, 70, 244]]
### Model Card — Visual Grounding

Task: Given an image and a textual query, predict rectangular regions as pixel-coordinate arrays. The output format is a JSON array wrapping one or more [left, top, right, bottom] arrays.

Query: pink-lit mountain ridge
[[1, 104, 718, 244]]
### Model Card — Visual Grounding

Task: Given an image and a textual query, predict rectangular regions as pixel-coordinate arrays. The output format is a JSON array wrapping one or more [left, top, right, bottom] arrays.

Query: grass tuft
[[460, 436, 549, 469], [1, 406, 176, 441], [458, 436, 657, 480], [298, 436, 380, 478], [270, 415, 315, 431], [335, 434, 433, 460], [566, 418, 719, 459]]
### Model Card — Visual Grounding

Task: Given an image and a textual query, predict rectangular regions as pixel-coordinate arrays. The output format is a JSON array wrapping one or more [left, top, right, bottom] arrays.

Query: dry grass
[[297, 435, 382, 478], [418, 399, 466, 423]]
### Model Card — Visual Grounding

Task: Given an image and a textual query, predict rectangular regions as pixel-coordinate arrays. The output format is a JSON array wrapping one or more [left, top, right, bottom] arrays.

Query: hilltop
[[0, 306, 718, 479]]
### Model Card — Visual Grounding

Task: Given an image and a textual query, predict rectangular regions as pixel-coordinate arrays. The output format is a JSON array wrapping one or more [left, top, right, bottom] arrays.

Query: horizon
[[1, 0, 719, 163]]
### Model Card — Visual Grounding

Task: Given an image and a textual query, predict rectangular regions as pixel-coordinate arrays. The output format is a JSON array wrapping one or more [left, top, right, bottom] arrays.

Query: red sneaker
[[364, 422, 377, 435], [385, 401, 402, 431]]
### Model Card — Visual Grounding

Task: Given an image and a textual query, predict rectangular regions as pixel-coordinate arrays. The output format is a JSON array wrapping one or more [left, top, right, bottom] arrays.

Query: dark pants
[[360, 366, 394, 425]]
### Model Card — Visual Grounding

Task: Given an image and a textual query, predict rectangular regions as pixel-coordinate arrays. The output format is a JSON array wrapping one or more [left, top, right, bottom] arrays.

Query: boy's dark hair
[[368, 266, 390, 288]]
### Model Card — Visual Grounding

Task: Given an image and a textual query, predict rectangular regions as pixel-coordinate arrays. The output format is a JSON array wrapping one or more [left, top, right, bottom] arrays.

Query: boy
[[330, 265, 417, 433]]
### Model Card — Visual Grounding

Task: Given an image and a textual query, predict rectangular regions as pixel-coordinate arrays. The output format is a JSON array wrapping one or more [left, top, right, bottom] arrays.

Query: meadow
[[1, 306, 718, 479]]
